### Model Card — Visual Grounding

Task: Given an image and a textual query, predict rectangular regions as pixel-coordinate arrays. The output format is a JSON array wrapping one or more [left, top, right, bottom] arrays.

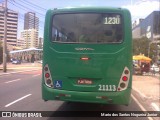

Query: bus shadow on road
[[55, 102, 120, 111], [46, 100, 148, 120], [46, 102, 130, 120]]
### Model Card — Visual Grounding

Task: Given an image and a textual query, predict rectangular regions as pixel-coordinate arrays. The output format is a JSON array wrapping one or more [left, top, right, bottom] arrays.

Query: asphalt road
[[0, 69, 159, 120]]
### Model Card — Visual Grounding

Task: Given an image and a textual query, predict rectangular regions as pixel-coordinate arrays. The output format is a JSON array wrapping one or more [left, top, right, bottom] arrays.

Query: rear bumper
[[42, 84, 132, 105]]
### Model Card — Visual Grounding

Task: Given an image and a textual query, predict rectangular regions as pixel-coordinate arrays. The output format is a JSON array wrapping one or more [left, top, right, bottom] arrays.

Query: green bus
[[42, 7, 132, 105]]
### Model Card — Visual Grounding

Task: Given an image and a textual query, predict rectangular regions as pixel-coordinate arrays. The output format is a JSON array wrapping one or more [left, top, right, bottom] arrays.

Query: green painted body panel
[[42, 84, 132, 105], [42, 7, 132, 105]]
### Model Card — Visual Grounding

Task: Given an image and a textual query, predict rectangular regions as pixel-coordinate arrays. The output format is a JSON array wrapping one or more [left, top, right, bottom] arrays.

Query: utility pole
[[3, 0, 7, 72]]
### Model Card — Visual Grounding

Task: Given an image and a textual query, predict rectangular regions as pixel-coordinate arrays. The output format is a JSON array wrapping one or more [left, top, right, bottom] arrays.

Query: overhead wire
[[8, 0, 45, 33], [9, 0, 45, 17], [8, 1, 45, 23], [18, 0, 47, 12], [8, 0, 46, 22]]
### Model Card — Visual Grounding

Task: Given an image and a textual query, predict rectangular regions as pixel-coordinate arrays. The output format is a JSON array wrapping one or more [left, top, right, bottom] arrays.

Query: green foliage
[[133, 37, 149, 56], [150, 43, 160, 63], [133, 37, 160, 62]]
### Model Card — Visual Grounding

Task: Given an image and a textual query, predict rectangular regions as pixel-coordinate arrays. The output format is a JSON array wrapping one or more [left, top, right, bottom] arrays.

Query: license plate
[[77, 79, 93, 85]]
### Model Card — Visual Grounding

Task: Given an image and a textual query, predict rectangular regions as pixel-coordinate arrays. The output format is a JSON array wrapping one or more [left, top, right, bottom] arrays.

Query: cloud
[[122, 0, 159, 20]]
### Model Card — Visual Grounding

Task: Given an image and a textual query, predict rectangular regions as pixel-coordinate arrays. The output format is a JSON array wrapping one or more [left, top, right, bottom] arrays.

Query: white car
[[12, 59, 21, 64], [150, 65, 160, 73]]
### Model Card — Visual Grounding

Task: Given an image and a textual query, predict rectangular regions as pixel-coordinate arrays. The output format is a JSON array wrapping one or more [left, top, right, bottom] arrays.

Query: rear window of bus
[[51, 13, 123, 44]]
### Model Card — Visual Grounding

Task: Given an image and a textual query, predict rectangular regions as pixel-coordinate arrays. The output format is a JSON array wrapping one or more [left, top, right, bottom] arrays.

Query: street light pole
[[148, 42, 151, 57], [157, 45, 160, 61], [3, 0, 7, 72]]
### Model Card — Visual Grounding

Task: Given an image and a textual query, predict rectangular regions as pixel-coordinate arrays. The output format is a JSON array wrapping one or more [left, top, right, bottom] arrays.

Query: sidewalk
[[132, 75, 160, 111], [0, 62, 42, 75]]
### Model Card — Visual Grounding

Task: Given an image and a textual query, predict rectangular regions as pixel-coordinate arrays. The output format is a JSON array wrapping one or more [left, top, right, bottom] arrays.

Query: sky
[[0, 0, 160, 38]]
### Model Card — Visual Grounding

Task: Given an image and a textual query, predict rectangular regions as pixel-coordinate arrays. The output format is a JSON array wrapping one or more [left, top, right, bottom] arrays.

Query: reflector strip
[[80, 57, 89, 60]]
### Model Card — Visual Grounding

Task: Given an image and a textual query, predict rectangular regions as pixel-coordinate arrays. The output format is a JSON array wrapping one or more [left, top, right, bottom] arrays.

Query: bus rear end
[[42, 7, 132, 105]]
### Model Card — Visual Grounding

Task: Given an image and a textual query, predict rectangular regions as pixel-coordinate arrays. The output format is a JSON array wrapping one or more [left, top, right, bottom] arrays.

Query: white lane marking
[[132, 87, 146, 99], [131, 94, 153, 120], [0, 73, 11, 77], [0, 69, 40, 76], [5, 94, 32, 107], [32, 74, 41, 77], [5, 79, 21, 84], [151, 103, 160, 111]]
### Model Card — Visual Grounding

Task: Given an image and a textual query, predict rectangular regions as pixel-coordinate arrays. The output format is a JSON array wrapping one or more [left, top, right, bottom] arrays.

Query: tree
[[133, 37, 159, 62], [149, 43, 160, 63], [133, 37, 149, 56]]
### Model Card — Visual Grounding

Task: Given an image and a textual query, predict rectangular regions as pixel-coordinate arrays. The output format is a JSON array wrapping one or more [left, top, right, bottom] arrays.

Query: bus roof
[[48, 7, 129, 13]]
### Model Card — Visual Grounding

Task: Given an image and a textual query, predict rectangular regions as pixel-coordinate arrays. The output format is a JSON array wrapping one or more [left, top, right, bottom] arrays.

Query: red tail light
[[45, 73, 50, 78], [117, 67, 130, 91], [44, 64, 53, 88], [122, 76, 128, 81]]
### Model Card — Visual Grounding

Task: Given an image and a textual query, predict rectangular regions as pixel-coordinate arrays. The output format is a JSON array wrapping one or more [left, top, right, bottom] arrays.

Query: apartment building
[[0, 3, 18, 46], [24, 12, 39, 30], [20, 29, 38, 48], [16, 38, 26, 49]]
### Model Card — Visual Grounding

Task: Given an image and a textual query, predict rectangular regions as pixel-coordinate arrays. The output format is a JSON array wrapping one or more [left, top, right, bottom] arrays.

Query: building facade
[[132, 11, 160, 41], [20, 29, 38, 48], [0, 3, 18, 46], [17, 38, 26, 49], [38, 37, 43, 48], [24, 12, 39, 31]]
